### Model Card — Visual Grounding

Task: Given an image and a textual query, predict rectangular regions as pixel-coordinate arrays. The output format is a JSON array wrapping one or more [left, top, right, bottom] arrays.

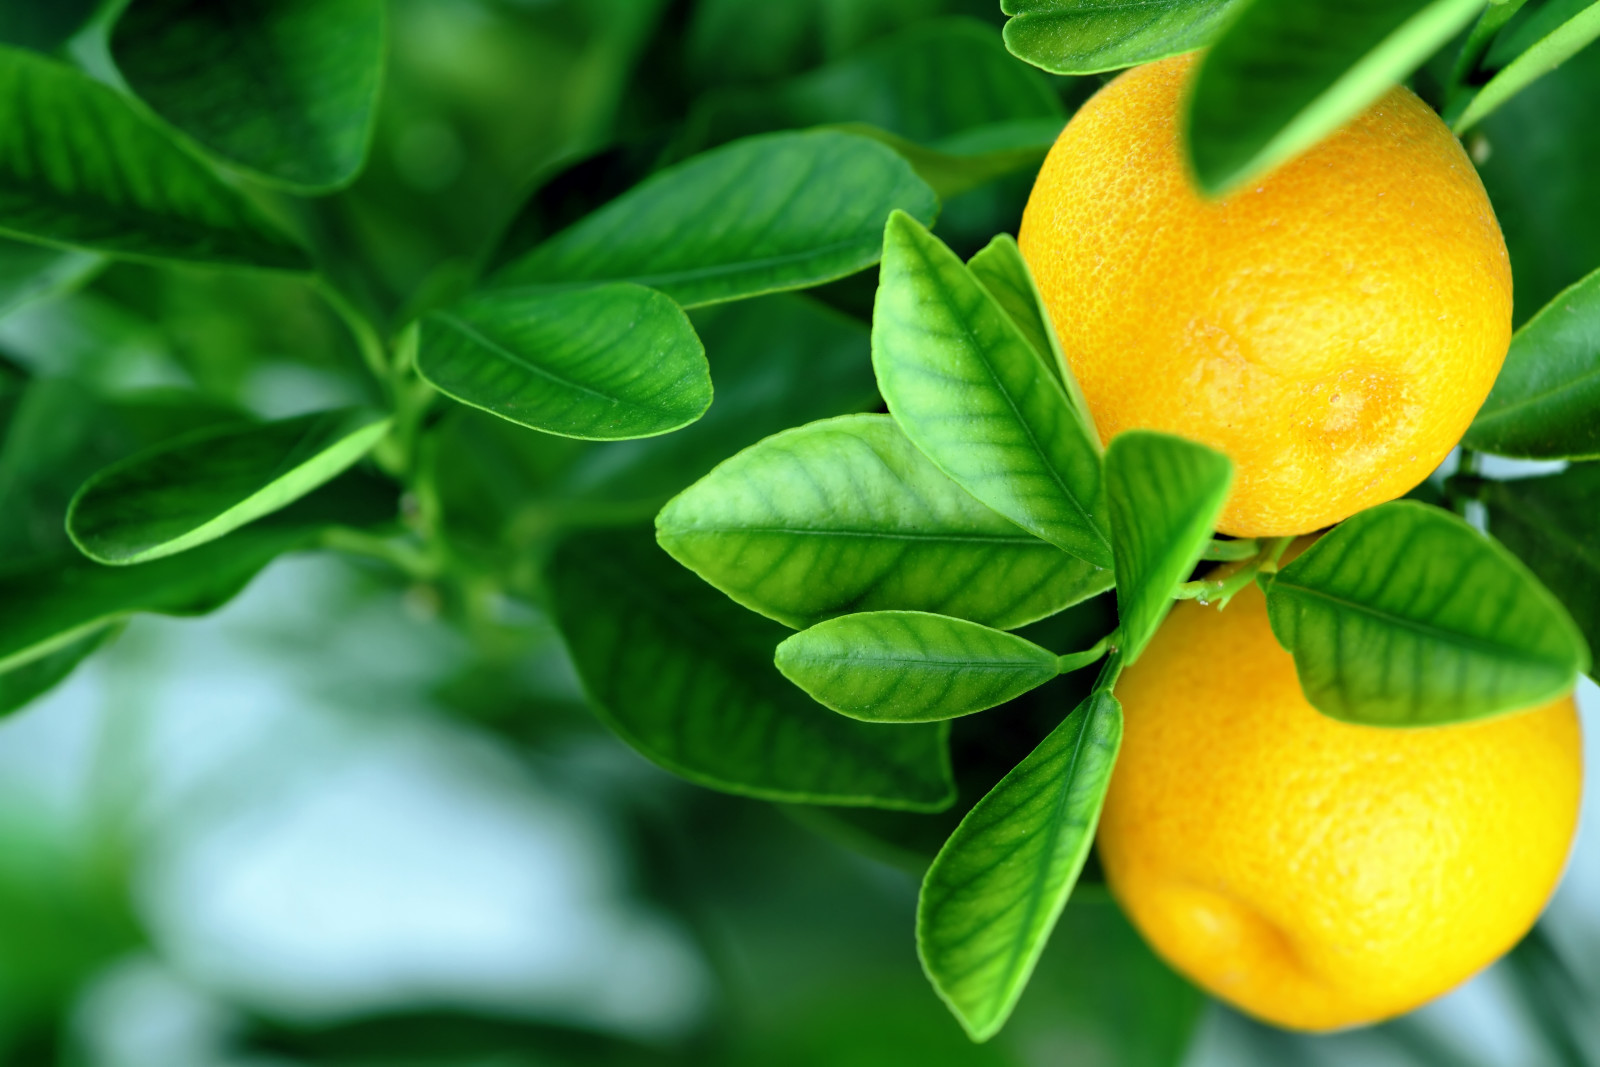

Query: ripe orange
[[1096, 575, 1583, 1031], [1018, 54, 1512, 537]]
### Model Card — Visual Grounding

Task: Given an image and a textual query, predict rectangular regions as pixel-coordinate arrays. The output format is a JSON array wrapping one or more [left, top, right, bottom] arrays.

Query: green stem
[[1056, 633, 1113, 675], [320, 525, 440, 581], [1201, 538, 1258, 561], [1175, 536, 1293, 608]]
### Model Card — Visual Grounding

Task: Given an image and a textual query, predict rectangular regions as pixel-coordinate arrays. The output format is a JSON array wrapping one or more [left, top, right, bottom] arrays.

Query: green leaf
[[67, 407, 389, 565], [0, 380, 245, 563], [833, 120, 1065, 201], [967, 235, 1062, 389], [1473, 39, 1600, 325], [418, 284, 711, 441], [0, 237, 99, 321], [686, 18, 1065, 199], [872, 211, 1110, 568], [966, 235, 1099, 439], [1187, 0, 1485, 195], [656, 414, 1111, 630], [1454, 0, 1600, 132], [432, 294, 879, 544], [1480, 464, 1600, 673], [0, 517, 310, 673], [492, 130, 938, 308], [0, 623, 118, 716], [1448, 0, 1530, 93], [1002, 0, 1245, 75], [775, 611, 1061, 722], [1265, 500, 1589, 725], [0, 45, 309, 270], [549, 528, 956, 811], [1104, 431, 1233, 665], [110, 0, 386, 192], [918, 684, 1122, 1041], [1466, 266, 1600, 460]]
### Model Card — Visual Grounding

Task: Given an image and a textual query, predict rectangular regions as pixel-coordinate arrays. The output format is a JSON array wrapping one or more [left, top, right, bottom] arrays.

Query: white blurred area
[[0, 554, 712, 1066]]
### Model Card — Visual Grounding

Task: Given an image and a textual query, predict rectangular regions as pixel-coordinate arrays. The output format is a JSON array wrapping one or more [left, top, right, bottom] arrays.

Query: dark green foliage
[[2, 0, 1599, 1057], [1480, 463, 1600, 671], [1185, 0, 1484, 194], [551, 528, 957, 810], [493, 130, 939, 307], [111, 0, 386, 192], [0, 45, 308, 269]]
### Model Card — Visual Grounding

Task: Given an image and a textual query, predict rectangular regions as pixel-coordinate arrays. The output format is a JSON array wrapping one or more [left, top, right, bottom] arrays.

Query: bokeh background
[[2, 1, 1599, 1064]]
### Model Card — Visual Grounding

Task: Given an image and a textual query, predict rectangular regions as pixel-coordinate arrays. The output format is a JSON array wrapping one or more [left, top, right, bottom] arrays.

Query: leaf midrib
[[909, 233, 1110, 560], [666, 523, 1055, 545], [430, 311, 675, 413], [1274, 578, 1574, 668]]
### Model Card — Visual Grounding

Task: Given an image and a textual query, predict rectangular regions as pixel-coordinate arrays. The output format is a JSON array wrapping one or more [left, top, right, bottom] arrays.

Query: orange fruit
[[1018, 53, 1512, 537], [1096, 574, 1583, 1031]]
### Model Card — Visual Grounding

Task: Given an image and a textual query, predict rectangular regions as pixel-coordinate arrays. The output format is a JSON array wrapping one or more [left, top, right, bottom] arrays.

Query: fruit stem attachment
[[1175, 536, 1294, 609], [1057, 633, 1114, 675]]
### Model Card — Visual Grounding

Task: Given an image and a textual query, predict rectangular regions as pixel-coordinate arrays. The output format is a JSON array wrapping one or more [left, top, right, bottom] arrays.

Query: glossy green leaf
[[873, 212, 1110, 568], [493, 130, 938, 308], [1455, 0, 1600, 132], [834, 120, 1064, 201], [1266, 501, 1589, 725], [67, 407, 389, 565], [0, 237, 99, 321], [1002, 0, 1244, 75], [966, 235, 1055, 376], [0, 380, 245, 564], [1187, 0, 1485, 195], [686, 18, 1065, 199], [1480, 464, 1600, 673], [966, 235, 1098, 434], [0, 623, 118, 716], [0, 518, 310, 673], [550, 529, 956, 811], [110, 0, 386, 192], [1474, 39, 1600, 325], [1466, 267, 1600, 459], [656, 414, 1111, 630], [0, 45, 308, 270], [432, 294, 879, 542], [775, 611, 1060, 722], [918, 684, 1122, 1041], [1448, 0, 1529, 93], [1104, 431, 1233, 665], [418, 284, 711, 441]]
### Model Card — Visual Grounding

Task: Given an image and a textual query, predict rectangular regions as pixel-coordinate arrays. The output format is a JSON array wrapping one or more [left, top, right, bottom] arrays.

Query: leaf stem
[[1056, 633, 1113, 675]]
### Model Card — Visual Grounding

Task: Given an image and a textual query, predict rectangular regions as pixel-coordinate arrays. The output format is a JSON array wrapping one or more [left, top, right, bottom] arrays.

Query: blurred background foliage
[[1, 0, 1599, 1064]]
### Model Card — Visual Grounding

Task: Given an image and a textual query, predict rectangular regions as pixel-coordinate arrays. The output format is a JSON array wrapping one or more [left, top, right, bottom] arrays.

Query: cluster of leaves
[[1, 0, 1599, 1053]]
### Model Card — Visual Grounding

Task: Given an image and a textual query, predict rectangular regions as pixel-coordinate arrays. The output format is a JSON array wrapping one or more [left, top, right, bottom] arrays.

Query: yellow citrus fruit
[[1096, 575, 1583, 1031], [1018, 53, 1512, 538]]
